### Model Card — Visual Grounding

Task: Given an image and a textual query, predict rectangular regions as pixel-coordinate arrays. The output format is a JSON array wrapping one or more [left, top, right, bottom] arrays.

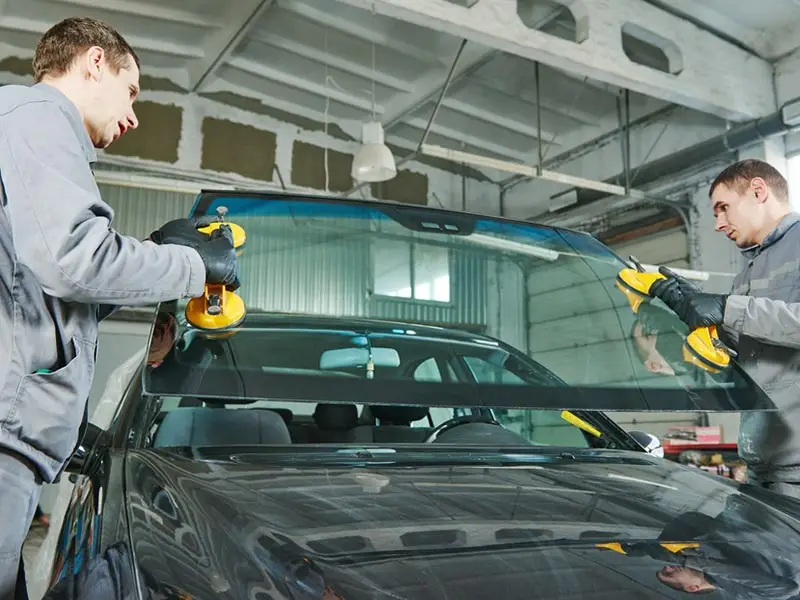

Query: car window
[[143, 194, 774, 415], [143, 396, 595, 451]]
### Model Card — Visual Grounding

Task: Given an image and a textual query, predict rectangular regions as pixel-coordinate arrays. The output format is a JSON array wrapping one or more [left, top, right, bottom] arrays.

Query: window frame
[[371, 238, 454, 306]]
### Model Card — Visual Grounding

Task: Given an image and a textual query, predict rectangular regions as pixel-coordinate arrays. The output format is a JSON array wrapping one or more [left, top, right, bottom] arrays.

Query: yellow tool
[[561, 411, 602, 438], [185, 207, 247, 331], [616, 267, 730, 373], [595, 541, 700, 555]]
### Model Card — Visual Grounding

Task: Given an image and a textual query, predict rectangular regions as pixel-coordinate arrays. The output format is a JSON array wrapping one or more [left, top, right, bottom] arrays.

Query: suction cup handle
[[207, 294, 222, 315]]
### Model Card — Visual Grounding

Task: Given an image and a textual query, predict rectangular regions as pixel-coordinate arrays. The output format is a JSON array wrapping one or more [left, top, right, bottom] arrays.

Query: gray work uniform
[[722, 212, 800, 494], [0, 82, 205, 595]]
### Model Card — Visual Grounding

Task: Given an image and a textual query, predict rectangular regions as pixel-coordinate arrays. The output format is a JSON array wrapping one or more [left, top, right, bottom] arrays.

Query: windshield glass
[[142, 192, 773, 414]]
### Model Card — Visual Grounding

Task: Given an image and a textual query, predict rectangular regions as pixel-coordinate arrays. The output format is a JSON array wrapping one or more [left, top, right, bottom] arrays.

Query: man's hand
[[149, 217, 215, 248], [150, 218, 240, 291], [196, 226, 240, 290], [649, 267, 727, 330]]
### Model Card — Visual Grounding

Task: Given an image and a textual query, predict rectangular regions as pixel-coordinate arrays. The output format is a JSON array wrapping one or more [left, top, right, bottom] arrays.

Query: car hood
[[123, 449, 800, 600]]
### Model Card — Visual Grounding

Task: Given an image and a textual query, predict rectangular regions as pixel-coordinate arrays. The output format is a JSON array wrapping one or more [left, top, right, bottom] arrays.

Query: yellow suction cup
[[682, 325, 730, 373], [615, 268, 665, 313], [186, 208, 247, 332], [186, 284, 245, 331], [197, 221, 246, 251], [617, 267, 731, 374]]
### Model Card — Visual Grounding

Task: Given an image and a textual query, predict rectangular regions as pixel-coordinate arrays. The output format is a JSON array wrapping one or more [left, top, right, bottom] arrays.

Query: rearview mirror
[[65, 422, 105, 474], [629, 430, 664, 458], [320, 347, 401, 370]]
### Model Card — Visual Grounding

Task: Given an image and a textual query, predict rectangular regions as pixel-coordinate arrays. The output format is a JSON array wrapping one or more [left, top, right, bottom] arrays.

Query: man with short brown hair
[[0, 16, 239, 596], [650, 158, 800, 498]]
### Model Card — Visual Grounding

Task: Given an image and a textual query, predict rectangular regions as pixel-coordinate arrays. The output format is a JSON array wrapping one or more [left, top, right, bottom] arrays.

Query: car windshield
[[142, 192, 774, 421]]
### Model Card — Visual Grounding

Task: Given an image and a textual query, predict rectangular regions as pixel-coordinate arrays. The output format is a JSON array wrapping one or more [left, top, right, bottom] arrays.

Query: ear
[[85, 46, 105, 81], [751, 176, 769, 203]]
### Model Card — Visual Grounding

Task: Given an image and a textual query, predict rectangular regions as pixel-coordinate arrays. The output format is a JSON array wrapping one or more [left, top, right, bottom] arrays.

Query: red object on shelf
[[662, 442, 737, 456], [662, 425, 722, 446]]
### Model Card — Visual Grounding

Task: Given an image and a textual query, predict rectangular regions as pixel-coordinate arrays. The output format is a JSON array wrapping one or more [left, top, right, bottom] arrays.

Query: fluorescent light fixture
[[421, 143, 648, 199], [352, 121, 397, 182], [466, 233, 560, 261], [638, 264, 710, 282]]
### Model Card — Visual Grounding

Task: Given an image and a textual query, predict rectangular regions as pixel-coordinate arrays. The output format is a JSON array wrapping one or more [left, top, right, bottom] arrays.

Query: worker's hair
[[709, 158, 789, 203], [32, 17, 139, 83]]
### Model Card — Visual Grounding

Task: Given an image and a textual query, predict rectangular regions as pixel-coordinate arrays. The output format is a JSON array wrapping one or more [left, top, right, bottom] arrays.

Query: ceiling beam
[[188, 0, 275, 92], [227, 57, 380, 112], [248, 32, 413, 92], [0, 16, 204, 59], [56, 0, 212, 27], [331, 0, 776, 121], [381, 45, 497, 131], [440, 97, 559, 143]]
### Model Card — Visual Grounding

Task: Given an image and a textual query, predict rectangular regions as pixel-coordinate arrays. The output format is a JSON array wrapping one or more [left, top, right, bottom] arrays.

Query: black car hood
[[122, 449, 800, 600]]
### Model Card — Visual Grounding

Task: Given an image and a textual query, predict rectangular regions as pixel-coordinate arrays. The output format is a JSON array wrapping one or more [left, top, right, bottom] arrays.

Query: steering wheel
[[424, 414, 501, 443]]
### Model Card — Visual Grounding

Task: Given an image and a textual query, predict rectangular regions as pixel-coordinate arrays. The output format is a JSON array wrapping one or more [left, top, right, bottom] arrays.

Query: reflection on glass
[[141, 194, 774, 414]]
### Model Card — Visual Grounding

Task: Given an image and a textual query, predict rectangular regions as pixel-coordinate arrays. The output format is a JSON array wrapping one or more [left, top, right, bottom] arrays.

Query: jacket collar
[[741, 212, 800, 260], [32, 82, 97, 164]]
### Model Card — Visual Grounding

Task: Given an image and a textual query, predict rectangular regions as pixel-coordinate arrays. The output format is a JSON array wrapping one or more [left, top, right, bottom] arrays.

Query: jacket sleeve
[[0, 100, 206, 305], [724, 294, 800, 349]]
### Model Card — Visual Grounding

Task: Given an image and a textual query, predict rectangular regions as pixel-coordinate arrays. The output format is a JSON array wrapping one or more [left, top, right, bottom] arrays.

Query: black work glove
[[650, 267, 727, 330], [150, 218, 240, 291], [196, 226, 241, 290], [149, 217, 215, 248]]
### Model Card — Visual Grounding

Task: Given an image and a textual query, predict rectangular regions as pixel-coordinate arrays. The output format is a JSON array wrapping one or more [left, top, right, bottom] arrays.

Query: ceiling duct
[[549, 97, 800, 215]]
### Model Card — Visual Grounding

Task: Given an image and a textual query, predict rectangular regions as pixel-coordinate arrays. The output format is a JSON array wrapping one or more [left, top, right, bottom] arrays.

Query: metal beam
[[56, 0, 212, 27], [226, 57, 379, 112], [188, 0, 275, 92], [331, 0, 776, 120], [0, 16, 204, 59]]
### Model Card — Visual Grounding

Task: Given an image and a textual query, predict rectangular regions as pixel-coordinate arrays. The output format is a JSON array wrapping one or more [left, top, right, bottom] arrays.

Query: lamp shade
[[351, 121, 397, 182]]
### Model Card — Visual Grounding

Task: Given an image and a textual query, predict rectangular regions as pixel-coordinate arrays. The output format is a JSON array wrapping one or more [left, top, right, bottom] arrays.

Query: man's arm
[[0, 100, 206, 304], [724, 295, 800, 349]]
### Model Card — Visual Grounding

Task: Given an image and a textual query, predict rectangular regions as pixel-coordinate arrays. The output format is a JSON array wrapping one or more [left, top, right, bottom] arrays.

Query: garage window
[[372, 240, 451, 303]]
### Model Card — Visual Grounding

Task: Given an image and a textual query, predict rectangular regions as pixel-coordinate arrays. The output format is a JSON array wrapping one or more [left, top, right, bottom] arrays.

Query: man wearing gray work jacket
[[650, 158, 800, 498], [0, 17, 240, 596]]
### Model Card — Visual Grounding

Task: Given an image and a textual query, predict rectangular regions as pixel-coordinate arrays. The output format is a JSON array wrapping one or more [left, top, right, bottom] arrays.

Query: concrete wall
[[0, 64, 501, 216]]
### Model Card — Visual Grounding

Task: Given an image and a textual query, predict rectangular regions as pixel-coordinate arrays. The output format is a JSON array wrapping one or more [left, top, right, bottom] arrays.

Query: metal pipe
[[535, 61, 543, 175], [549, 101, 798, 215], [501, 105, 678, 191], [416, 38, 468, 154]]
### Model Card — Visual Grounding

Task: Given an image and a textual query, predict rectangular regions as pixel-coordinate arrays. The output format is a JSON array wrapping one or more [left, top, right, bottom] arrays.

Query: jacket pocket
[[9, 336, 96, 468]]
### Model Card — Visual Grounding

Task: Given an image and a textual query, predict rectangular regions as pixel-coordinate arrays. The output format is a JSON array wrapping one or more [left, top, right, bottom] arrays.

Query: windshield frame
[[140, 190, 777, 414]]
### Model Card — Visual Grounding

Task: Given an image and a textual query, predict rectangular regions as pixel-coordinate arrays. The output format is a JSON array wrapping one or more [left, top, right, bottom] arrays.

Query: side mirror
[[629, 430, 664, 458], [65, 422, 105, 474]]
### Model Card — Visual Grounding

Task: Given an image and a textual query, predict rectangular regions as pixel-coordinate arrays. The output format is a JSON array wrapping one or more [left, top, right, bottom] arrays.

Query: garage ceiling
[[652, 0, 800, 60], [0, 0, 675, 171], [1, 0, 798, 220]]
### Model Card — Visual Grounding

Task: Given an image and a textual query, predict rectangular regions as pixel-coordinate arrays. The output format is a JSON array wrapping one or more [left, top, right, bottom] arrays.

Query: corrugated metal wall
[[98, 183, 196, 239]]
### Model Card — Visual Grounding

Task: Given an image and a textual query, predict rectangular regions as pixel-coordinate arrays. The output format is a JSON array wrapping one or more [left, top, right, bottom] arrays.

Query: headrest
[[313, 403, 359, 430], [370, 405, 429, 426], [260, 408, 293, 425]]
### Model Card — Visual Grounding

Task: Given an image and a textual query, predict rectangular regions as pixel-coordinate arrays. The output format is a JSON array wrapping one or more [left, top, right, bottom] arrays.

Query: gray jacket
[[0, 83, 206, 482], [722, 212, 800, 480]]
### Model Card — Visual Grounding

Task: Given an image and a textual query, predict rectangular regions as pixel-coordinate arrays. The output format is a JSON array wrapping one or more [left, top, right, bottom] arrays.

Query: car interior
[[146, 396, 592, 450]]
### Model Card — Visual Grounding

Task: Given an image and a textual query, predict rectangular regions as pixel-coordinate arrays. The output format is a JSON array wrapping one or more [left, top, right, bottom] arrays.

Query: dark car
[[43, 192, 800, 600]]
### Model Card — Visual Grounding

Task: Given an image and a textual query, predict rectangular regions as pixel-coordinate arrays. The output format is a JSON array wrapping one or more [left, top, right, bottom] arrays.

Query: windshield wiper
[[175, 445, 653, 467]]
